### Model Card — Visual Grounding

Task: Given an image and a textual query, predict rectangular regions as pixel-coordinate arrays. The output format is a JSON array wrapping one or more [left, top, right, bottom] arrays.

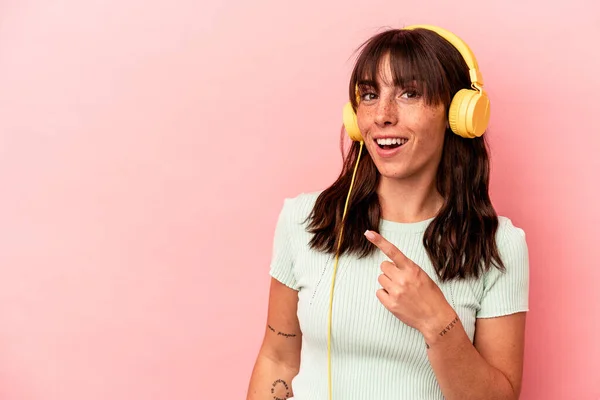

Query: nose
[[374, 96, 398, 127]]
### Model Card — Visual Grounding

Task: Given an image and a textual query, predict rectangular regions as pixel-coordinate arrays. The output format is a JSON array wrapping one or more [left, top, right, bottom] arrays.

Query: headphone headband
[[403, 24, 484, 88]]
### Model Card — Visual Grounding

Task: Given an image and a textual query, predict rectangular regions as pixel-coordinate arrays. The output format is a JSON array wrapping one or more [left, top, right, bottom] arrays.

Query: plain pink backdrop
[[0, 0, 598, 399]]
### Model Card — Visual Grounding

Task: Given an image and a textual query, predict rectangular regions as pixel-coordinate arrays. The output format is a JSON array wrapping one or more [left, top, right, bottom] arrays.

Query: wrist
[[422, 308, 460, 348]]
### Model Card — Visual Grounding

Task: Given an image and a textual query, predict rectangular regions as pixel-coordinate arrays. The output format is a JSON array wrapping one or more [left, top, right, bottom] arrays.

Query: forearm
[[424, 316, 517, 400], [247, 353, 299, 400]]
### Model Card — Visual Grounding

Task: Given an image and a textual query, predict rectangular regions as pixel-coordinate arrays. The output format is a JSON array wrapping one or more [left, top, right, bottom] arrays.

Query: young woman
[[247, 25, 529, 400]]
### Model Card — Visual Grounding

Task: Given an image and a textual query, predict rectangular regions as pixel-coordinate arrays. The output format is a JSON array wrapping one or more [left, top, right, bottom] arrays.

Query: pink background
[[0, 0, 598, 399]]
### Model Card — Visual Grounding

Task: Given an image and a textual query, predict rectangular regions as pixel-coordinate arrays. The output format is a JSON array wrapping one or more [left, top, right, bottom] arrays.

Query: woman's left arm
[[364, 229, 528, 400], [424, 310, 526, 400]]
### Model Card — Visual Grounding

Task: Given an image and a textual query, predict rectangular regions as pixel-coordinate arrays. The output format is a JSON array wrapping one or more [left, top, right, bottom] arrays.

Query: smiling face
[[356, 53, 447, 184]]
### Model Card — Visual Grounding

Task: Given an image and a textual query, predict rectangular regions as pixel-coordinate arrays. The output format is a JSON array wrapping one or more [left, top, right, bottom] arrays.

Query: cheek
[[417, 109, 446, 146], [356, 108, 372, 134]]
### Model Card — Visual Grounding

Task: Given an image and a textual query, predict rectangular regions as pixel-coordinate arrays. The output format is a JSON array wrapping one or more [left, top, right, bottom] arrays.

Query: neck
[[377, 175, 443, 223]]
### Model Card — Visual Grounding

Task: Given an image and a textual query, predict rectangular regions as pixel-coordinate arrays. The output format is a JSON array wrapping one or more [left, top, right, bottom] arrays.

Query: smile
[[375, 137, 408, 150]]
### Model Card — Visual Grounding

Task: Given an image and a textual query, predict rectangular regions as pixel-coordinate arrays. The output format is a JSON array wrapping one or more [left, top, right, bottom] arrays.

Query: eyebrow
[[358, 79, 422, 90], [357, 80, 377, 89]]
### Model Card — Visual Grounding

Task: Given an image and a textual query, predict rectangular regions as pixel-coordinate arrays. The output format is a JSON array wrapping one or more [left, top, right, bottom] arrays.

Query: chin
[[376, 166, 413, 180], [375, 159, 435, 182], [371, 153, 439, 183]]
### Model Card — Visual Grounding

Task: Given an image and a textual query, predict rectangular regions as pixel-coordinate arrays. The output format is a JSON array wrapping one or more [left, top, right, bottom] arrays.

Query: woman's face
[[356, 54, 447, 184]]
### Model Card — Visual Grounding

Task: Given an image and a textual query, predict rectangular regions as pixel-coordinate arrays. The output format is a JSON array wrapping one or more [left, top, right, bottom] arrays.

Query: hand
[[364, 230, 457, 341]]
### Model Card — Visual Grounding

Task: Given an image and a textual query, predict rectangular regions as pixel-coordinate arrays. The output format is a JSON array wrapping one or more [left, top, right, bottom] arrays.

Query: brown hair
[[306, 28, 505, 281]]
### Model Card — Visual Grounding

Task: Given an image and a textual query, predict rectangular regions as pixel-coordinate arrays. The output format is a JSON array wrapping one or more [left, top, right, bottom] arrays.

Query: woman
[[247, 25, 529, 400]]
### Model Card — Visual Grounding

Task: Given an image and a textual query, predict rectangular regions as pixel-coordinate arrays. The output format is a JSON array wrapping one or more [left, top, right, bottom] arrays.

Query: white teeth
[[376, 138, 408, 146]]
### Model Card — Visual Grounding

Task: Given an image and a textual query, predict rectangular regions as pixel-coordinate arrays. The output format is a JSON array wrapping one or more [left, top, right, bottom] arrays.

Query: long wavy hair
[[306, 28, 505, 282]]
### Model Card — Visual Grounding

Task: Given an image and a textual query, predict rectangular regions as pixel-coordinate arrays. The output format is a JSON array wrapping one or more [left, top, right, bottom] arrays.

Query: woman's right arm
[[247, 277, 302, 400]]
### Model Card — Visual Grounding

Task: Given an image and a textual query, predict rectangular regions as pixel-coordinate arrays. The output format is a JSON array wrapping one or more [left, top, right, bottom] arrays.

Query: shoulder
[[477, 216, 530, 317], [279, 190, 322, 224], [488, 216, 529, 281], [495, 216, 527, 250]]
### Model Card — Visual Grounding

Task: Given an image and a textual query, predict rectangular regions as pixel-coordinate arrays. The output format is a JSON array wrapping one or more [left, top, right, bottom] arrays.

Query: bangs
[[350, 29, 453, 107]]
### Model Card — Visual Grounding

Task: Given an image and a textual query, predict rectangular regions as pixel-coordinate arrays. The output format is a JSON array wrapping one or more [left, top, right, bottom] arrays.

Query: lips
[[372, 136, 409, 158], [375, 137, 408, 150]]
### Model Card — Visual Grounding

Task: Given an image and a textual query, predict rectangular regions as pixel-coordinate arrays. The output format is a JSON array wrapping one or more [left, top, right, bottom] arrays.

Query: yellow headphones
[[328, 25, 490, 400], [342, 24, 490, 141]]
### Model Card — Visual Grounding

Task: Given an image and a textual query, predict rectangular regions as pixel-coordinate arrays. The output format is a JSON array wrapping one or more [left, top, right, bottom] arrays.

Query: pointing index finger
[[364, 230, 409, 266]]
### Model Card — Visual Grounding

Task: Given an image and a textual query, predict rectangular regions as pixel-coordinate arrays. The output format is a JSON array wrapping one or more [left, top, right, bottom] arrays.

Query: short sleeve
[[268, 198, 299, 291], [477, 219, 530, 318]]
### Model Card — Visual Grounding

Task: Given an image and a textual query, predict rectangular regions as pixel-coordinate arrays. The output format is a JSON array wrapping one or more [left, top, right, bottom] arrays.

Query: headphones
[[327, 25, 490, 400], [342, 24, 490, 141]]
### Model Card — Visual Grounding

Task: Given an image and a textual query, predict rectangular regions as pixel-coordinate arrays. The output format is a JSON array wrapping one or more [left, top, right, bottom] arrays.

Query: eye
[[400, 89, 420, 99], [361, 92, 378, 102]]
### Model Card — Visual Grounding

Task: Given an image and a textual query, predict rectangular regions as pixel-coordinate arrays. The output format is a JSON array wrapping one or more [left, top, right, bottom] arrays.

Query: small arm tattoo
[[439, 315, 460, 337], [268, 324, 297, 338], [271, 378, 291, 400], [425, 315, 460, 349]]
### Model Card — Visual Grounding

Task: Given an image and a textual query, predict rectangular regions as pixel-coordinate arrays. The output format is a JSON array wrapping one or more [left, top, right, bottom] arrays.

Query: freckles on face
[[405, 104, 447, 169], [355, 83, 448, 179], [357, 95, 446, 147], [412, 104, 446, 144]]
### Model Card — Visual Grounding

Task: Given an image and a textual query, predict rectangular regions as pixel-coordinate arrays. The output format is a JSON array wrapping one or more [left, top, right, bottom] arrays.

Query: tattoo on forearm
[[271, 378, 291, 400], [425, 315, 460, 350], [268, 324, 297, 338], [439, 315, 460, 337]]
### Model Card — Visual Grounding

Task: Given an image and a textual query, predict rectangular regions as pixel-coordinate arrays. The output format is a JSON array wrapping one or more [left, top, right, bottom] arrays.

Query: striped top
[[268, 191, 529, 400]]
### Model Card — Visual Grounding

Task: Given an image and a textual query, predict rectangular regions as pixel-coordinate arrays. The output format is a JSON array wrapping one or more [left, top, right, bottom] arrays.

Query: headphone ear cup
[[343, 102, 363, 142], [448, 89, 490, 138]]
